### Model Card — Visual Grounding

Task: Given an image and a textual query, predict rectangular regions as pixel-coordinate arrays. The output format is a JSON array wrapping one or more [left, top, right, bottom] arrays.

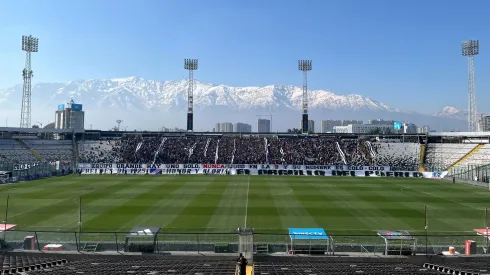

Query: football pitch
[[0, 175, 490, 235]]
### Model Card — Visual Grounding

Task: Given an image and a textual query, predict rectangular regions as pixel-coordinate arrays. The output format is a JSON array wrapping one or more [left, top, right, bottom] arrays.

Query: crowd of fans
[[79, 136, 420, 170]]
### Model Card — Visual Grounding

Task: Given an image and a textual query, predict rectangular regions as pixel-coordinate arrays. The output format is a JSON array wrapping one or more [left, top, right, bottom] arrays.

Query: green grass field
[[0, 175, 489, 236]]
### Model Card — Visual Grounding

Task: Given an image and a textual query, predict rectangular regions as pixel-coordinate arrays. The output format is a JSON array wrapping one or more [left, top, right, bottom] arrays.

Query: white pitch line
[[275, 187, 293, 196], [244, 176, 250, 228]]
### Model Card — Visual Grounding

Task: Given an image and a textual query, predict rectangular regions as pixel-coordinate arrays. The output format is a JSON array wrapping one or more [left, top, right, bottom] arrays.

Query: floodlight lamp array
[[462, 40, 479, 56], [22, 35, 39, 52], [184, 59, 198, 70], [298, 60, 312, 71]]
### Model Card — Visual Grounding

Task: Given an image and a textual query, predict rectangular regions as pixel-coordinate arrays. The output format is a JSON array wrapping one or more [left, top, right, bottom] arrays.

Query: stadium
[[1, 2, 489, 274], [0, 128, 490, 274]]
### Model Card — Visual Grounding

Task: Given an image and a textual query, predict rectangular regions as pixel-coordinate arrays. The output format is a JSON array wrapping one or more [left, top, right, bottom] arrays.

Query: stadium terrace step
[[449, 143, 484, 170], [15, 139, 46, 162], [235, 264, 254, 275], [419, 144, 426, 171]]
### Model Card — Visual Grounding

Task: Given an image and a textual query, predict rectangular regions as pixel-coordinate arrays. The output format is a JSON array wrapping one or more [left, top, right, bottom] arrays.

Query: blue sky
[[0, 0, 489, 113]]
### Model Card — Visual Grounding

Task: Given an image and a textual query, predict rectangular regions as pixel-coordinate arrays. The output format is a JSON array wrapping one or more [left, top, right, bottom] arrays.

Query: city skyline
[[0, 0, 489, 115]]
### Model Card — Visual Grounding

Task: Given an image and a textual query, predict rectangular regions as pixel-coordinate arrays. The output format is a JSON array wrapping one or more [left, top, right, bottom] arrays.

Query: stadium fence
[[0, 229, 488, 256]]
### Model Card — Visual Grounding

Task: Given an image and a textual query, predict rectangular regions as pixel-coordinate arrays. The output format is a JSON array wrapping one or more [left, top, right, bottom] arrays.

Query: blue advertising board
[[57, 104, 65, 111], [71, 104, 83, 111], [288, 228, 329, 240], [393, 121, 403, 130]]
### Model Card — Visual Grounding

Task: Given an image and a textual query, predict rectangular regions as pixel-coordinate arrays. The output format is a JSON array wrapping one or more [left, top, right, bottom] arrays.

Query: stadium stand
[[253, 258, 441, 275], [424, 143, 476, 170], [452, 144, 490, 169], [0, 254, 67, 274], [23, 140, 73, 162], [77, 136, 420, 170], [0, 139, 38, 163], [78, 140, 122, 163], [371, 142, 420, 171], [23, 255, 236, 275], [7, 253, 487, 275]]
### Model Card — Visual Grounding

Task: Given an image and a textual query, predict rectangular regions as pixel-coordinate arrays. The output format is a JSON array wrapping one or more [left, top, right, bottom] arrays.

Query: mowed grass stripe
[[343, 180, 417, 230], [269, 178, 318, 229], [25, 176, 154, 230], [376, 179, 460, 231], [6, 176, 138, 230], [165, 177, 229, 231], [76, 179, 176, 231], [304, 178, 380, 232], [120, 177, 216, 231], [247, 176, 282, 234], [82, 176, 179, 231], [205, 176, 247, 232], [381, 178, 487, 232]]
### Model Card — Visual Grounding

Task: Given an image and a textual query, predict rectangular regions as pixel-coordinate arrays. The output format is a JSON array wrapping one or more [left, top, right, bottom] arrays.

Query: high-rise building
[[257, 119, 271, 133], [417, 126, 430, 134], [55, 99, 85, 130], [215, 122, 233, 132], [333, 124, 393, 134], [319, 120, 364, 133], [320, 120, 341, 133], [308, 120, 315, 133], [342, 120, 363, 126], [235, 122, 252, 133], [300, 120, 315, 132], [368, 119, 394, 125], [403, 123, 417, 134], [478, 115, 490, 132]]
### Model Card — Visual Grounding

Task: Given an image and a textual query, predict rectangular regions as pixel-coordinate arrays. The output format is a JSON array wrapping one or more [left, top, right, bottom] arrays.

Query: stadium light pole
[[3, 195, 9, 240], [485, 207, 488, 252], [424, 205, 428, 255], [116, 120, 123, 131], [78, 196, 82, 234], [462, 40, 479, 132], [298, 60, 312, 134], [184, 59, 198, 132], [20, 35, 39, 128]]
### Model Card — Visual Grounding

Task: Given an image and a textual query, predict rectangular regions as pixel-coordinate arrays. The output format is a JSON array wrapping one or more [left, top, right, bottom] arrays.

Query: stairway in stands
[[15, 139, 46, 162], [448, 143, 484, 170], [360, 142, 374, 165], [74, 139, 80, 164], [418, 144, 426, 171]]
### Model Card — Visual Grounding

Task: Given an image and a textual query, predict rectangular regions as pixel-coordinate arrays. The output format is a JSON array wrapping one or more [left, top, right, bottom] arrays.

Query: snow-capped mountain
[[0, 77, 399, 112], [0, 77, 468, 131], [433, 106, 467, 120]]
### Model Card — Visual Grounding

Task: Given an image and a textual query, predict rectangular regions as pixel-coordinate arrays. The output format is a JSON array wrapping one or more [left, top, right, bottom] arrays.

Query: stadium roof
[[0, 127, 84, 133], [428, 132, 490, 137]]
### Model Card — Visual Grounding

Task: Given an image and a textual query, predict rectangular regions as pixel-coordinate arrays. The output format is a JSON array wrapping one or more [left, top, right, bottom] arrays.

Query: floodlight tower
[[184, 59, 198, 132], [462, 40, 479, 132], [116, 120, 123, 131], [20, 35, 39, 128], [298, 60, 312, 134]]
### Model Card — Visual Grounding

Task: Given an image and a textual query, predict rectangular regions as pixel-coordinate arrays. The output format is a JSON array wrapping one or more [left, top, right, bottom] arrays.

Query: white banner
[[78, 165, 445, 178], [77, 163, 391, 171]]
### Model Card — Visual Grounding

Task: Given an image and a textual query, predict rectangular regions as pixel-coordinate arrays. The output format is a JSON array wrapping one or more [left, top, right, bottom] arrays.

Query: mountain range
[[0, 77, 469, 131]]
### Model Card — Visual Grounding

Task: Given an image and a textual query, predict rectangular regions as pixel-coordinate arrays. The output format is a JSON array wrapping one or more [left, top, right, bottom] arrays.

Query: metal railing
[[1, 230, 488, 256]]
